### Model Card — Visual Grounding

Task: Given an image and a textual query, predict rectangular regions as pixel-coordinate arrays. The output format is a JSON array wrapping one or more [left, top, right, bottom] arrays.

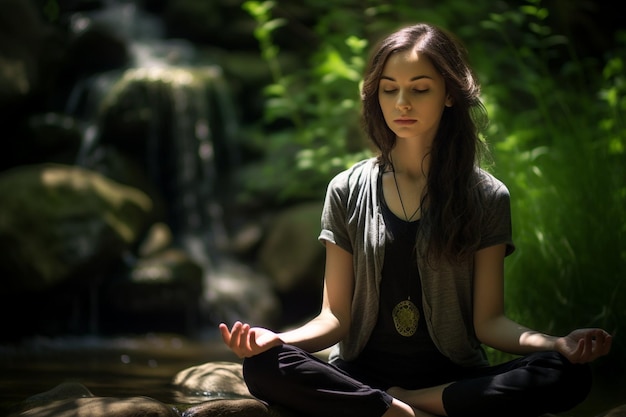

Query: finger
[[570, 338, 585, 363], [603, 334, 613, 354], [229, 322, 244, 349], [218, 323, 231, 344], [581, 332, 594, 362], [237, 323, 251, 351], [229, 322, 249, 357], [593, 332, 612, 358], [249, 329, 258, 350]]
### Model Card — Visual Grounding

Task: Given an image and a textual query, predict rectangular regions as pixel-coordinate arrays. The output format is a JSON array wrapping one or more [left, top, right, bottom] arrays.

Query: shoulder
[[475, 168, 510, 199], [327, 157, 379, 191], [474, 168, 512, 217]]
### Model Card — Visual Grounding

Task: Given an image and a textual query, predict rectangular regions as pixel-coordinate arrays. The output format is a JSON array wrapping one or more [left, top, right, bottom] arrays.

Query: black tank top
[[353, 172, 455, 388]]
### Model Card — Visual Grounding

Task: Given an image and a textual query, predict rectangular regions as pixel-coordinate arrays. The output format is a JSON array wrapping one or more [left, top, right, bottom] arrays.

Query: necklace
[[391, 163, 421, 222], [392, 298, 419, 337], [389, 160, 420, 337]]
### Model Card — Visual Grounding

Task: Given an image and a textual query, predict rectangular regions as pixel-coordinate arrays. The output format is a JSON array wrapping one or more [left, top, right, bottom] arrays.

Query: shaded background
[[0, 0, 624, 414]]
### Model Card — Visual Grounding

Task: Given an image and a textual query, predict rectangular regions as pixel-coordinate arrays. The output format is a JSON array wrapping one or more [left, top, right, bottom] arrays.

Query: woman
[[219, 23, 612, 417]]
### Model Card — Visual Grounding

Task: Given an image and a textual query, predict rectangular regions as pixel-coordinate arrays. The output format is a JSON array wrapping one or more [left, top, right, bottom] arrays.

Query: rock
[[7, 367, 299, 417], [139, 222, 174, 257], [597, 404, 626, 417], [172, 362, 297, 417], [172, 361, 251, 399], [0, 163, 153, 293], [257, 202, 324, 325], [20, 382, 94, 409], [203, 259, 281, 328], [8, 381, 178, 417], [258, 202, 324, 295], [182, 398, 270, 417], [9, 396, 178, 417], [99, 247, 204, 334], [12, 367, 622, 417]]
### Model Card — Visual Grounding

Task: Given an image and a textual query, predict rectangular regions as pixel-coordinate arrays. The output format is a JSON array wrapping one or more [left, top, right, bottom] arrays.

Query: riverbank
[[0, 333, 623, 416]]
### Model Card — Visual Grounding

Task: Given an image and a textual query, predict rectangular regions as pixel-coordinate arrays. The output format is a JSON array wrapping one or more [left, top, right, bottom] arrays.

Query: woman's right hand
[[219, 321, 283, 358]]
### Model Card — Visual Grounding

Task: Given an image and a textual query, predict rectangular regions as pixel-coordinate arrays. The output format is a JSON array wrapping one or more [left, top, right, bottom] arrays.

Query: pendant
[[392, 299, 419, 337]]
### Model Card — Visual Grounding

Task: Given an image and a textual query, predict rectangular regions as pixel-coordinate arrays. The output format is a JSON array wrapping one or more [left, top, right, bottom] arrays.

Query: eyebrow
[[380, 75, 433, 81]]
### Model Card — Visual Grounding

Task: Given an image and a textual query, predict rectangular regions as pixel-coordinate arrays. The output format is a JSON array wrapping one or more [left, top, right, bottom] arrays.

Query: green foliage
[[475, 1, 625, 370], [237, 0, 496, 204], [239, 1, 372, 204], [239, 0, 624, 375]]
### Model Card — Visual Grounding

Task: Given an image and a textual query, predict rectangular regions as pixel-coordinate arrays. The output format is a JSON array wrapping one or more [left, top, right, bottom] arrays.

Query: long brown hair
[[361, 23, 489, 264]]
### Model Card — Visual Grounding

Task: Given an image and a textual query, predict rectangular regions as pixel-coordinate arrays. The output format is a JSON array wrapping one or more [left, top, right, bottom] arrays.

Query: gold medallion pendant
[[392, 299, 419, 337]]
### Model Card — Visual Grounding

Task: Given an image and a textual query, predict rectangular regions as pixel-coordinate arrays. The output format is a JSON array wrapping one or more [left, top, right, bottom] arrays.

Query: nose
[[396, 102, 411, 111], [395, 92, 411, 111]]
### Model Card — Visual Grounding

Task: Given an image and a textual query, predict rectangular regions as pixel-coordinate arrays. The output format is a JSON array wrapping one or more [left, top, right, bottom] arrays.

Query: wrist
[[519, 331, 557, 351]]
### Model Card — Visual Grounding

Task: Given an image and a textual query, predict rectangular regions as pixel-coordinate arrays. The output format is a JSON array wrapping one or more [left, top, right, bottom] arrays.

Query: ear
[[445, 94, 454, 107]]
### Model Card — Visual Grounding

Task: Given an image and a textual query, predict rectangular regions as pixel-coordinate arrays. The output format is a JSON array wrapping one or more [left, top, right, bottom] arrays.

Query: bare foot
[[387, 386, 411, 403], [381, 398, 436, 417], [386, 385, 449, 416]]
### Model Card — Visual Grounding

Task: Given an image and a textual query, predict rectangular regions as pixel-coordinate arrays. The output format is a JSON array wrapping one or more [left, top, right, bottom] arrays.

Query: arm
[[472, 244, 612, 363], [279, 241, 354, 351], [219, 241, 355, 357]]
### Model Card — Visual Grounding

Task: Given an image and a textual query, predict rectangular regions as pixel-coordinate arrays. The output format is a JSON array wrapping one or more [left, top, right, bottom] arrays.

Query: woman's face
[[378, 49, 452, 144]]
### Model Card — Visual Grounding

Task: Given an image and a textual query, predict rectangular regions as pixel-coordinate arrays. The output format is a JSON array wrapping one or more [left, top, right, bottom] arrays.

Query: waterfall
[[66, 0, 240, 283]]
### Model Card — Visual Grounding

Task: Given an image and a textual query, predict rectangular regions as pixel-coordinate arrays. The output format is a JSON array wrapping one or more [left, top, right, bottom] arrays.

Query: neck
[[389, 142, 430, 180]]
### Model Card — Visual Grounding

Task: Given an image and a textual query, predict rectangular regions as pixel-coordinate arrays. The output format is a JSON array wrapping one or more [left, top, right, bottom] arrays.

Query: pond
[[0, 332, 623, 416], [0, 332, 242, 415]]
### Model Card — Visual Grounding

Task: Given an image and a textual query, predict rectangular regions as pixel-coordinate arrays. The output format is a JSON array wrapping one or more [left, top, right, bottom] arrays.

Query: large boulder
[[257, 202, 325, 325], [0, 163, 153, 293], [172, 361, 252, 400]]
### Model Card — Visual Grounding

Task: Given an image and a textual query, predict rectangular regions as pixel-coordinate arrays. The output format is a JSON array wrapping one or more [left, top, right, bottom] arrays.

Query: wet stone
[[9, 396, 179, 417]]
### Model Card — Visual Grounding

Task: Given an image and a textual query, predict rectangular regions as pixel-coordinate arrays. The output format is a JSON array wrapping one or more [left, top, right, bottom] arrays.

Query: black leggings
[[242, 345, 592, 417]]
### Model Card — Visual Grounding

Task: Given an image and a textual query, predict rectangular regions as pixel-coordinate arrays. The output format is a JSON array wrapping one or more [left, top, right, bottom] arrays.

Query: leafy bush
[[475, 3, 625, 373], [239, 0, 625, 376], [237, 1, 372, 204]]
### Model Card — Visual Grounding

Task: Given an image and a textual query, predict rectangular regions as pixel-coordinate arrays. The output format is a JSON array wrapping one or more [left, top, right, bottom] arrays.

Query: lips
[[394, 118, 417, 125]]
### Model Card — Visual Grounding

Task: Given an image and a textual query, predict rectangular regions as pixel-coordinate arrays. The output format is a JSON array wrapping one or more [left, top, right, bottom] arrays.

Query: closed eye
[[381, 88, 429, 94]]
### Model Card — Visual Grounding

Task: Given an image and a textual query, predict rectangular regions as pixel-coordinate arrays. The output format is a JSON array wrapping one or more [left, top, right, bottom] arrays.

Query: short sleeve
[[478, 171, 516, 256], [318, 171, 353, 254]]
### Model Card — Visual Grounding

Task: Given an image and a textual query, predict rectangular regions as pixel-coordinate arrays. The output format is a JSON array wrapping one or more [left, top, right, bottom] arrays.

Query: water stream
[[68, 0, 239, 258], [0, 1, 255, 412], [0, 332, 242, 413], [60, 0, 258, 329]]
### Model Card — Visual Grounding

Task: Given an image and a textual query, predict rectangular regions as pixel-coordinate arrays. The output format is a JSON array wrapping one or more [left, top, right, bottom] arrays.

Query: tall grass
[[476, 4, 625, 375]]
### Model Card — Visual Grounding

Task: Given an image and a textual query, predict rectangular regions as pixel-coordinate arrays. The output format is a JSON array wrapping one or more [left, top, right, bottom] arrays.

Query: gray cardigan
[[318, 158, 515, 367]]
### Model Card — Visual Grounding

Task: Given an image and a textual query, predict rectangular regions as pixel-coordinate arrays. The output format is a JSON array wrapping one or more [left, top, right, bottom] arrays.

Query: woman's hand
[[554, 328, 612, 364], [219, 321, 283, 358]]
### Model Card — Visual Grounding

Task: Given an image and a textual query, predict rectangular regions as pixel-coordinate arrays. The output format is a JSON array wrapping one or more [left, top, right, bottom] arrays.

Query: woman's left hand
[[555, 328, 612, 364]]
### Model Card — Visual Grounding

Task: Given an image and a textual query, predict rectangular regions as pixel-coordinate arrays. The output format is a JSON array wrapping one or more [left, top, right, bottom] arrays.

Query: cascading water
[[67, 0, 238, 266], [0, 3, 282, 409], [63, 0, 246, 331]]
